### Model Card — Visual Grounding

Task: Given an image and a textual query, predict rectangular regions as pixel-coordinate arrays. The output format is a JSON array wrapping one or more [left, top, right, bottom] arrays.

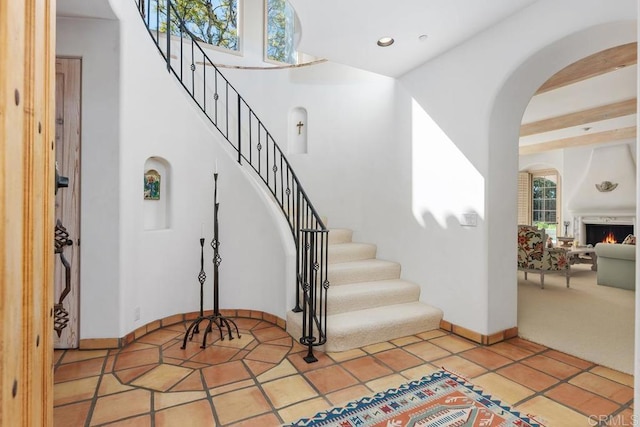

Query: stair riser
[[328, 229, 353, 244], [328, 264, 401, 285], [286, 305, 443, 353], [328, 245, 377, 264], [324, 316, 442, 352], [327, 287, 420, 315]]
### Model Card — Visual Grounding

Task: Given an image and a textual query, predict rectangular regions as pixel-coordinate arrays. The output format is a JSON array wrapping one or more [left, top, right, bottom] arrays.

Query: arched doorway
[[489, 22, 637, 374]]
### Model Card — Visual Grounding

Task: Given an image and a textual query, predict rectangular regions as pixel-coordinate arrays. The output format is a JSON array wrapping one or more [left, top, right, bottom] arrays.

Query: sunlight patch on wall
[[411, 99, 485, 228]]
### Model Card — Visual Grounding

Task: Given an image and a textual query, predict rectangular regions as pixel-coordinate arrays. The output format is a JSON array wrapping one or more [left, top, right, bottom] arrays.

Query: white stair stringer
[[287, 228, 443, 353]]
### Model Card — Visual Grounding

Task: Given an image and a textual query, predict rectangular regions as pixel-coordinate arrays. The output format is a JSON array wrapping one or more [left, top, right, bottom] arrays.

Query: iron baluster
[[166, 0, 170, 71], [190, 38, 195, 95], [237, 94, 241, 164]]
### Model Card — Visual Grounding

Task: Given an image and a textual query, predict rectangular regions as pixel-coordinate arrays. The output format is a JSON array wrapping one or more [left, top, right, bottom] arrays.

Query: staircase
[[134, 0, 442, 359], [287, 228, 443, 352]]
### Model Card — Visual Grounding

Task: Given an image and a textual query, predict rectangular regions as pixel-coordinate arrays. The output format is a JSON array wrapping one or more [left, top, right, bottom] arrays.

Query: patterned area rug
[[287, 370, 541, 427]]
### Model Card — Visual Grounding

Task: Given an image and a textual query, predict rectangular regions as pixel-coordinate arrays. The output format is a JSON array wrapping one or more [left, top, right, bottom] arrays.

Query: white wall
[[56, 16, 122, 339], [219, 63, 398, 231], [397, 0, 637, 336]]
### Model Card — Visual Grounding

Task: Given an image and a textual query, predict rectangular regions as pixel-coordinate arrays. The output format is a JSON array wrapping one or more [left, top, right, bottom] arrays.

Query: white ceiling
[[56, 0, 116, 19], [57, 0, 637, 153], [289, 0, 636, 152], [289, 0, 538, 78]]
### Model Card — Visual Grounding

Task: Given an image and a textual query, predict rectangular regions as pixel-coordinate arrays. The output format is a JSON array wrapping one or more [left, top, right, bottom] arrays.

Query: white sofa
[[594, 243, 635, 290]]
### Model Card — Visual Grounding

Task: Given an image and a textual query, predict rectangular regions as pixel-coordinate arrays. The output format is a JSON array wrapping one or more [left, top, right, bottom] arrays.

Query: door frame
[[0, 0, 56, 425]]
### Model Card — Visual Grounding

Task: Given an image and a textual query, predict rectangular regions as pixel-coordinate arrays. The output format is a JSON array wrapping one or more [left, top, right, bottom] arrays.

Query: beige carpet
[[518, 264, 635, 374]]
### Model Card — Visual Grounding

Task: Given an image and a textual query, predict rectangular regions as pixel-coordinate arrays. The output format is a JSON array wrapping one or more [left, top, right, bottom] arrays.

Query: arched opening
[[489, 21, 637, 374]]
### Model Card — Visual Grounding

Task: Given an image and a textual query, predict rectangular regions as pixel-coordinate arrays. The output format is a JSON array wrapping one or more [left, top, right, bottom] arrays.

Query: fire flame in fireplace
[[602, 232, 617, 244]]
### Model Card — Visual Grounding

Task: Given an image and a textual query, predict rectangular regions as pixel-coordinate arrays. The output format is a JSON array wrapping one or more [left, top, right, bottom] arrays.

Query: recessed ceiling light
[[418, 34, 428, 42], [377, 37, 394, 47]]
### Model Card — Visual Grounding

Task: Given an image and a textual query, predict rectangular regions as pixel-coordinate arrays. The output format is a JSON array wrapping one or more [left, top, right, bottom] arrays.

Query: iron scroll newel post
[[182, 173, 240, 349], [299, 228, 329, 363]]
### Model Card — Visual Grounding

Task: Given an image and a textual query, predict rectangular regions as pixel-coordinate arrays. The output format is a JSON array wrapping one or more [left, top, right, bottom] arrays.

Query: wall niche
[[143, 156, 170, 230], [288, 107, 308, 154]]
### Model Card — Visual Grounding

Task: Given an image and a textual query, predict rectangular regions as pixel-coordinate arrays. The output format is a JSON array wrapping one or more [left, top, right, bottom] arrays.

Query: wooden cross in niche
[[296, 121, 304, 135]]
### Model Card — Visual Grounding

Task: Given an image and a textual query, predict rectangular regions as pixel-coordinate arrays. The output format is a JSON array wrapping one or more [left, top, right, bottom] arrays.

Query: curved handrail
[[134, 0, 328, 360]]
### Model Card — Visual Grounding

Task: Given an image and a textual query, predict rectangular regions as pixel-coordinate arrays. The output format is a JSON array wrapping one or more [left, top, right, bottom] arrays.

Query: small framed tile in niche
[[144, 169, 161, 200]]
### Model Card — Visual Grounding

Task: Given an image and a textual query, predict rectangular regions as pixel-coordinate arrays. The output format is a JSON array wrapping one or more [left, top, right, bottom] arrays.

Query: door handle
[[55, 162, 68, 195], [54, 219, 72, 337]]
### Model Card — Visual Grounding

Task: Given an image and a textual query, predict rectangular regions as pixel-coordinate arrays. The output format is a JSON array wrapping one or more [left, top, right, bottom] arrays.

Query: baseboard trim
[[440, 320, 518, 345], [78, 309, 287, 350]]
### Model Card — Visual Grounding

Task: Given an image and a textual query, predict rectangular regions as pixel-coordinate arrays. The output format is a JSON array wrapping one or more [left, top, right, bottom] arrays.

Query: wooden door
[[0, 0, 56, 426], [54, 58, 81, 349]]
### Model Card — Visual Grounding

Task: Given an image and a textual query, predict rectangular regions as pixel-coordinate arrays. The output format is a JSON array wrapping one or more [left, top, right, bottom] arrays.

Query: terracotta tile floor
[[54, 318, 634, 426]]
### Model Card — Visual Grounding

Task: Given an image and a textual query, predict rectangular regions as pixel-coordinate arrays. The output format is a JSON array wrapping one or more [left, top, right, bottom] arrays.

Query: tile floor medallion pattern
[[54, 317, 634, 427]]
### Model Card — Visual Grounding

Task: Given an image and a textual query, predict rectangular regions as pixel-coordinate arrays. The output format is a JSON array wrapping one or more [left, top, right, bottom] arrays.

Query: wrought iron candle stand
[[180, 238, 207, 349], [181, 172, 240, 349]]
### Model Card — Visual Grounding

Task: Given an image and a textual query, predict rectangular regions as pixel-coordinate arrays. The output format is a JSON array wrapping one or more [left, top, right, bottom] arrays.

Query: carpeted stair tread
[[325, 302, 443, 352], [327, 279, 420, 315], [286, 302, 443, 353], [328, 259, 401, 285], [328, 242, 377, 264], [328, 228, 353, 244]]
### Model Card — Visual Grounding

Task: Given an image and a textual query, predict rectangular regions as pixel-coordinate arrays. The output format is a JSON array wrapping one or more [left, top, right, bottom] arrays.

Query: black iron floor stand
[[181, 172, 240, 349], [181, 238, 207, 349]]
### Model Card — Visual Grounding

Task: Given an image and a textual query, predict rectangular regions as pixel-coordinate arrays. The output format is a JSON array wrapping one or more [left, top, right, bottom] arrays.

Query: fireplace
[[584, 223, 633, 246], [566, 144, 636, 245], [574, 215, 635, 246]]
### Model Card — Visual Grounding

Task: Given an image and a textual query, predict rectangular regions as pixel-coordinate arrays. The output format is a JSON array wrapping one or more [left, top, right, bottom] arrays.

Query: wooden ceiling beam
[[535, 42, 637, 94], [520, 98, 637, 136], [519, 126, 636, 155]]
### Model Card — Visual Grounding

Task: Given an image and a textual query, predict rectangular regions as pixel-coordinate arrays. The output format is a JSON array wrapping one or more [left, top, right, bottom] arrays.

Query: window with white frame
[[518, 169, 561, 242], [156, 0, 240, 52], [265, 0, 297, 64]]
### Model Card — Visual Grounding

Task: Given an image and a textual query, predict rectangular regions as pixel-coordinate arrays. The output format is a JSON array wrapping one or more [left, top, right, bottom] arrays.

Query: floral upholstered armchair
[[517, 225, 570, 289]]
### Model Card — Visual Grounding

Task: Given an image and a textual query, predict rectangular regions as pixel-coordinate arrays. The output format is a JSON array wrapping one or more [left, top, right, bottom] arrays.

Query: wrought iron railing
[[134, 0, 328, 362]]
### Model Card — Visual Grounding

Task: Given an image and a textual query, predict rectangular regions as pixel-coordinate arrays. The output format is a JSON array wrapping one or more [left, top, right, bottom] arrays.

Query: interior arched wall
[[400, 0, 636, 339], [489, 18, 637, 333]]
